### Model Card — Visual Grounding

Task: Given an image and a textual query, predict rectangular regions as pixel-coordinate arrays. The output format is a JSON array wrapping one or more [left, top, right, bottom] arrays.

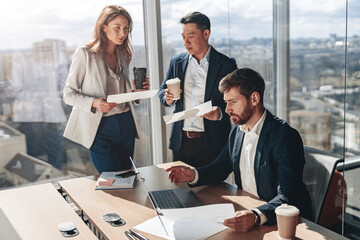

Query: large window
[[289, 0, 360, 237], [289, 0, 348, 154], [344, 0, 360, 237], [0, 1, 152, 188]]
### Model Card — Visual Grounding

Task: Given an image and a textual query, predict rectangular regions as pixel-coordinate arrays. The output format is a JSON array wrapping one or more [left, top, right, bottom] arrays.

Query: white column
[[273, 0, 290, 121], [143, 0, 167, 164]]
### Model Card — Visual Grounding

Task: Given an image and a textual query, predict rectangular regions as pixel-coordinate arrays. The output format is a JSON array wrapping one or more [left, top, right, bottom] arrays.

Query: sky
[[0, 0, 359, 50]]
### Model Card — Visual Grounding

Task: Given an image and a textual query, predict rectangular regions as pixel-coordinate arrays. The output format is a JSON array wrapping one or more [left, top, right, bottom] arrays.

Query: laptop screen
[[129, 157, 170, 237]]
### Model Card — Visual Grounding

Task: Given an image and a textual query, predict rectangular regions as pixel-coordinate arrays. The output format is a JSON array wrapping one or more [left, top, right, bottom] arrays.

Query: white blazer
[[63, 46, 139, 149]]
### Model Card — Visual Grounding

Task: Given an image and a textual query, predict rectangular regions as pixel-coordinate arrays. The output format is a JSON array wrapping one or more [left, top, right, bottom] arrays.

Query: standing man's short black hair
[[180, 12, 211, 32]]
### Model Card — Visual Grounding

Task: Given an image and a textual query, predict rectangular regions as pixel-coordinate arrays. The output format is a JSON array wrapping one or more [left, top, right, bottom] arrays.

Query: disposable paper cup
[[133, 67, 146, 89], [275, 204, 299, 240], [166, 78, 181, 100]]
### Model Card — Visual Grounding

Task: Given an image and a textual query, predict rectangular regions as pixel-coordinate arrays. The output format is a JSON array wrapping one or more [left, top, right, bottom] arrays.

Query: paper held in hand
[[95, 171, 136, 190], [107, 89, 158, 104], [163, 101, 213, 124]]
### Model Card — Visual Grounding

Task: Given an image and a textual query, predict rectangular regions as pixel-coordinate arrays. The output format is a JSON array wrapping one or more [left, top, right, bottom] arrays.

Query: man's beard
[[229, 107, 253, 126]]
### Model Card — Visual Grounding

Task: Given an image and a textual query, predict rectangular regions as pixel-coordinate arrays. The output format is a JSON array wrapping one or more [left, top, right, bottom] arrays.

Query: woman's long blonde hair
[[86, 5, 133, 61]]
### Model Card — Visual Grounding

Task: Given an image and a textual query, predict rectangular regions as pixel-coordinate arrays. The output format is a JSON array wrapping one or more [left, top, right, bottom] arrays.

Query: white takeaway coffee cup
[[275, 204, 299, 240], [166, 78, 181, 100]]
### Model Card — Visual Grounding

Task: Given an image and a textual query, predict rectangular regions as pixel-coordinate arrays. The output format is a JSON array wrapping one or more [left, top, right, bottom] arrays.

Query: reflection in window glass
[[0, 0, 151, 189]]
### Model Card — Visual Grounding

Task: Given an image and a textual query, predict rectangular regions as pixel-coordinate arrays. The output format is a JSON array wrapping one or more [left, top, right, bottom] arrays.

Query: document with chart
[[163, 101, 213, 124]]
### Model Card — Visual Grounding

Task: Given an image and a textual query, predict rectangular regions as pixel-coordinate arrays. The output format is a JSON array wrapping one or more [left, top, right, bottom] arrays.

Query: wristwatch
[[251, 210, 261, 226]]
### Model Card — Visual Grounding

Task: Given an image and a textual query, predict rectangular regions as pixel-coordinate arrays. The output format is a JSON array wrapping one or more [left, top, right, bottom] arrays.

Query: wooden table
[[59, 162, 348, 240], [59, 171, 163, 240], [0, 183, 97, 240]]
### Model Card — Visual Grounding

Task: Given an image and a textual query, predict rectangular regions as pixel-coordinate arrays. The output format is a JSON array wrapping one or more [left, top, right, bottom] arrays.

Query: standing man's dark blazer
[[192, 110, 313, 225], [158, 46, 237, 159]]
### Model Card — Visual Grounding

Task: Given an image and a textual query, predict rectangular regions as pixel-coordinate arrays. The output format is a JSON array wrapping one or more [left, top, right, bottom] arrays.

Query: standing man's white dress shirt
[[183, 46, 210, 132]]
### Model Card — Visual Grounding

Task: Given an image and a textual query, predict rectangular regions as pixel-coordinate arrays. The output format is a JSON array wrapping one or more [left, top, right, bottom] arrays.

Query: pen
[[129, 229, 149, 240], [125, 231, 137, 240], [115, 170, 137, 178]]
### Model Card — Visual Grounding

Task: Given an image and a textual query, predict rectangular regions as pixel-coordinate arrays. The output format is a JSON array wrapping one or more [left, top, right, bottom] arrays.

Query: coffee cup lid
[[166, 78, 181, 84], [275, 204, 299, 216]]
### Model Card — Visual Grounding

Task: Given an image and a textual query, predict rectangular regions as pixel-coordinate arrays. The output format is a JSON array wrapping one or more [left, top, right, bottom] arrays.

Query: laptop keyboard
[[150, 190, 184, 209]]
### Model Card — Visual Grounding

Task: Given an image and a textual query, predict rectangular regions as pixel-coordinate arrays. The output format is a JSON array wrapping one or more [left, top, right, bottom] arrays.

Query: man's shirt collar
[[188, 45, 211, 65], [239, 110, 267, 135]]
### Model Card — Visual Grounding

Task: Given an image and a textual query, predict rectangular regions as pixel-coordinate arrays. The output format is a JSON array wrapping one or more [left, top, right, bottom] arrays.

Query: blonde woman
[[63, 5, 149, 173]]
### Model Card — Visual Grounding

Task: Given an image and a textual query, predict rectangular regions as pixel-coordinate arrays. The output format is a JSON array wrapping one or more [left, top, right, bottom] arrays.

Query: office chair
[[303, 145, 346, 227]]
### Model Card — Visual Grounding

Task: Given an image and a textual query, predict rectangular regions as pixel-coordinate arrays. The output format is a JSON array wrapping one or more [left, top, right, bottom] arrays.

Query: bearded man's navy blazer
[[193, 110, 313, 225], [158, 46, 237, 159]]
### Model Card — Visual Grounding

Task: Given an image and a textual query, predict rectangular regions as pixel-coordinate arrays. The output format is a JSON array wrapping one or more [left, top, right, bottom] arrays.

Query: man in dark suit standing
[[158, 12, 237, 167], [166, 68, 312, 232]]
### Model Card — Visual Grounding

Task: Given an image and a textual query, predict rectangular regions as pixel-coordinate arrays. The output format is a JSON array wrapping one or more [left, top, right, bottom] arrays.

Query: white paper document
[[133, 203, 235, 240], [163, 101, 213, 124], [172, 221, 227, 240], [133, 215, 173, 240], [106, 89, 158, 104], [160, 203, 235, 223]]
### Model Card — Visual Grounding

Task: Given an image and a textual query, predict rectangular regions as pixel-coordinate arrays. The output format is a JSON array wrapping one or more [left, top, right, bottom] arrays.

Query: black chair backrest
[[303, 145, 343, 223]]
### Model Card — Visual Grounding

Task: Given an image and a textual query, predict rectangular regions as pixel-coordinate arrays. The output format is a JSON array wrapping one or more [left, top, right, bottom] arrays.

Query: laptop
[[129, 157, 202, 210], [129, 157, 202, 238]]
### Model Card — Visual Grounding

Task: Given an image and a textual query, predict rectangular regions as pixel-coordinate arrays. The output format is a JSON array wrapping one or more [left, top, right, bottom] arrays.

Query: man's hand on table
[[166, 166, 195, 185], [223, 210, 256, 232]]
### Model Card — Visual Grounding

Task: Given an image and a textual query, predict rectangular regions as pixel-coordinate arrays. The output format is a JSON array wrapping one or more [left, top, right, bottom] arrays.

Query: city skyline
[[0, 32, 359, 54], [1, 0, 359, 50]]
